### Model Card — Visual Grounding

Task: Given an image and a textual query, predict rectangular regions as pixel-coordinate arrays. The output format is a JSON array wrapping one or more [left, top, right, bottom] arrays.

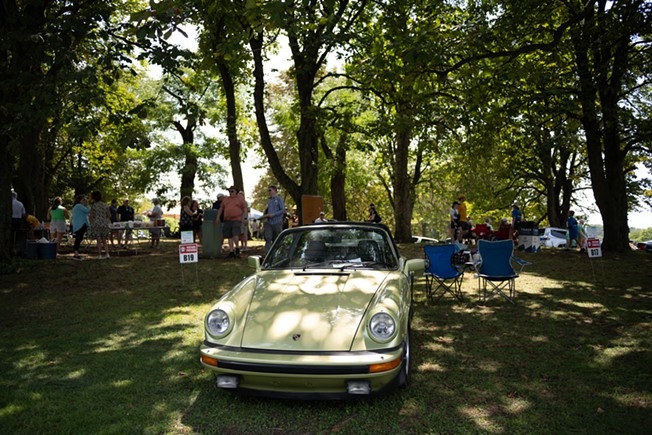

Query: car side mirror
[[248, 255, 262, 271], [403, 258, 424, 277]]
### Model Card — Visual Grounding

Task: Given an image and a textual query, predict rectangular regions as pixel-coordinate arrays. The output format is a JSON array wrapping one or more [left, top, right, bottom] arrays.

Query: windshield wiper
[[329, 260, 389, 270], [302, 262, 326, 271]]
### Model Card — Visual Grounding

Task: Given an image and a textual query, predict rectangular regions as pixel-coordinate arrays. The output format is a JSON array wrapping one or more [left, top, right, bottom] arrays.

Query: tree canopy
[[2, 0, 651, 258]]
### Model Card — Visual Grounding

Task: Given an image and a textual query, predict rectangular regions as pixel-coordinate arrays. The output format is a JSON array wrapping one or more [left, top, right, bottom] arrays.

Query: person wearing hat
[[511, 203, 523, 242], [212, 192, 225, 209], [314, 211, 328, 223]]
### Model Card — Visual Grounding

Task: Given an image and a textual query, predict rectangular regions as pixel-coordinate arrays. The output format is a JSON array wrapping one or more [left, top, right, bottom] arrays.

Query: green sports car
[[200, 222, 423, 398]]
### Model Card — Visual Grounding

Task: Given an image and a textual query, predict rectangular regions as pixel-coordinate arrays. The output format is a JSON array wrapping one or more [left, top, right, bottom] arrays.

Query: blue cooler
[[38, 242, 58, 259], [26, 241, 39, 259]]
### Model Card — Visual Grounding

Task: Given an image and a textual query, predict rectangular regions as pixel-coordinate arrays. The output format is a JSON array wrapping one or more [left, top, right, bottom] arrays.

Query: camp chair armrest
[[510, 256, 531, 273]]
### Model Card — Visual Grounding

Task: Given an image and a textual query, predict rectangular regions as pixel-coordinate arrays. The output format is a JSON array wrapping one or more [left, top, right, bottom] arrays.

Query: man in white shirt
[[314, 211, 328, 223], [12, 191, 26, 227], [11, 191, 27, 256]]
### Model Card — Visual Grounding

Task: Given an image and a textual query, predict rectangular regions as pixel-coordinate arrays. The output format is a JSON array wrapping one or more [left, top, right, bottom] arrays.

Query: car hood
[[241, 270, 389, 351]]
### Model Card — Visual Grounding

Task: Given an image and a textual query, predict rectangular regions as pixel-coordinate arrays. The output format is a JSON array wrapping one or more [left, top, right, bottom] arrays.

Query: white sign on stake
[[180, 230, 194, 244], [179, 243, 198, 263], [586, 238, 602, 258]]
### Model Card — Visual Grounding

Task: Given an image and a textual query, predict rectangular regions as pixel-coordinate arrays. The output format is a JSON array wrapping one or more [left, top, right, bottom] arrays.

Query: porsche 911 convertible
[[200, 222, 423, 398]]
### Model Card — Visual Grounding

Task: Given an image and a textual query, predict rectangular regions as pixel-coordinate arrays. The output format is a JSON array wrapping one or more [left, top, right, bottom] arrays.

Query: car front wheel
[[398, 326, 412, 388]]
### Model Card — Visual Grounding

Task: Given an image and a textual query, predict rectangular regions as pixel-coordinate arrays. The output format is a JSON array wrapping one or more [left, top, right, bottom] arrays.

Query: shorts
[[50, 220, 67, 233], [223, 220, 242, 238], [460, 221, 471, 231]]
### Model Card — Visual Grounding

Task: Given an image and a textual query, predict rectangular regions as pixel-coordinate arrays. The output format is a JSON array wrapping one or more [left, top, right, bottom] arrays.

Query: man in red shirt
[[217, 186, 247, 258]]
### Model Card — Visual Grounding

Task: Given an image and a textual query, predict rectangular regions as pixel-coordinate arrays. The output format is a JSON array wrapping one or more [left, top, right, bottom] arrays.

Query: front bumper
[[200, 341, 405, 398]]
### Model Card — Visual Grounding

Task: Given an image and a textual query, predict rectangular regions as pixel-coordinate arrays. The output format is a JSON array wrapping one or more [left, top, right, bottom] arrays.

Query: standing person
[[367, 204, 382, 223], [211, 193, 225, 250], [71, 194, 90, 260], [11, 191, 27, 255], [290, 209, 299, 227], [567, 210, 579, 250], [511, 203, 523, 242], [449, 201, 460, 242], [191, 199, 203, 243], [11, 191, 26, 228], [217, 186, 247, 258], [89, 191, 111, 259], [314, 211, 328, 223], [262, 185, 286, 254], [457, 195, 470, 241], [238, 191, 250, 252], [147, 198, 163, 248], [109, 199, 119, 247], [578, 219, 588, 253], [47, 196, 70, 244], [212, 193, 225, 211], [282, 207, 290, 230], [251, 219, 261, 238], [117, 198, 135, 248], [179, 196, 195, 234]]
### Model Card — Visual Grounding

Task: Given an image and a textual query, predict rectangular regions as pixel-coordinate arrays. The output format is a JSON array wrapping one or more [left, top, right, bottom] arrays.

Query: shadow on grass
[[0, 244, 650, 433]]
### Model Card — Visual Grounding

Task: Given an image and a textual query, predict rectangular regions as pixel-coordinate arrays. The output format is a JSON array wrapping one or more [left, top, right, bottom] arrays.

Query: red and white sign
[[179, 243, 198, 263], [586, 238, 602, 258]]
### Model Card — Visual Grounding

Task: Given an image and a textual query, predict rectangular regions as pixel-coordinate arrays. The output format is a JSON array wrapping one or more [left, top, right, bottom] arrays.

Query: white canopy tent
[[249, 208, 264, 220]]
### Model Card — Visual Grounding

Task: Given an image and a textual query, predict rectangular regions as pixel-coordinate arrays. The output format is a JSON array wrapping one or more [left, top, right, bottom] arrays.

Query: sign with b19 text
[[179, 243, 198, 263], [586, 238, 602, 258]]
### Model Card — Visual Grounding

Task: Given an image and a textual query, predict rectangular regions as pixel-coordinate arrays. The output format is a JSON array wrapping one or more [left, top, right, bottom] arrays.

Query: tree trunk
[[216, 59, 243, 192], [0, 137, 13, 260], [249, 33, 300, 204], [174, 120, 197, 199], [393, 122, 414, 242], [292, 61, 320, 224], [16, 128, 49, 217], [330, 136, 347, 221], [571, 8, 630, 252]]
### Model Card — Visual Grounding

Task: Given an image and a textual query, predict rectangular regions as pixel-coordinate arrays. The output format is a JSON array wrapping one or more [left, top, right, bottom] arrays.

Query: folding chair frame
[[476, 240, 531, 305], [479, 274, 517, 304], [424, 245, 465, 303], [425, 270, 464, 302]]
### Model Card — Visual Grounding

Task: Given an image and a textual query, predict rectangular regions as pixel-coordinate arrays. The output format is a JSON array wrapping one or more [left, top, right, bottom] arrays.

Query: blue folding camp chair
[[476, 239, 530, 304], [424, 244, 464, 302]]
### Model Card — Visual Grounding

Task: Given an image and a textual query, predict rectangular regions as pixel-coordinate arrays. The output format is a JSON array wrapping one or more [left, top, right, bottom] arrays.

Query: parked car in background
[[636, 240, 652, 252], [200, 222, 423, 398], [412, 235, 438, 244], [539, 227, 568, 248]]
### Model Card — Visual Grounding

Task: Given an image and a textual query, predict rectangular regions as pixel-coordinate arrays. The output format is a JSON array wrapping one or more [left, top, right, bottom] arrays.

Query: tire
[[398, 325, 412, 388]]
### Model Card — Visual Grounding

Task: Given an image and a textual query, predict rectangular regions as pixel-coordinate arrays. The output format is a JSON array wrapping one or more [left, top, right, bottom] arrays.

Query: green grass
[[1, 241, 650, 434]]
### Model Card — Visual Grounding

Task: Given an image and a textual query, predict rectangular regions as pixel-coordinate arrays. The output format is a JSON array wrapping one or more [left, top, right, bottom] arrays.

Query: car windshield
[[262, 226, 399, 270]]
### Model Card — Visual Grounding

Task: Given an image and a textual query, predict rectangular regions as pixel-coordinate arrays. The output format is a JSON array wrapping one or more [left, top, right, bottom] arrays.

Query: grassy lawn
[[1, 240, 650, 434]]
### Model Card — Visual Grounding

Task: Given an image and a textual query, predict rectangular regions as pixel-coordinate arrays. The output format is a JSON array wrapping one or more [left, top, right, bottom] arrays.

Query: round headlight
[[206, 309, 230, 337], [369, 312, 396, 341]]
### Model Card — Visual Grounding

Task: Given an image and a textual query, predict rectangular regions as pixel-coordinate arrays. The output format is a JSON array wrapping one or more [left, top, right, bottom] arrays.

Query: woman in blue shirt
[[72, 194, 90, 259]]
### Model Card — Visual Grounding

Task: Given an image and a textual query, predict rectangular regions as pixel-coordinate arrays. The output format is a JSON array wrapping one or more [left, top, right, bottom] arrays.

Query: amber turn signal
[[368, 357, 401, 373], [201, 355, 218, 367]]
